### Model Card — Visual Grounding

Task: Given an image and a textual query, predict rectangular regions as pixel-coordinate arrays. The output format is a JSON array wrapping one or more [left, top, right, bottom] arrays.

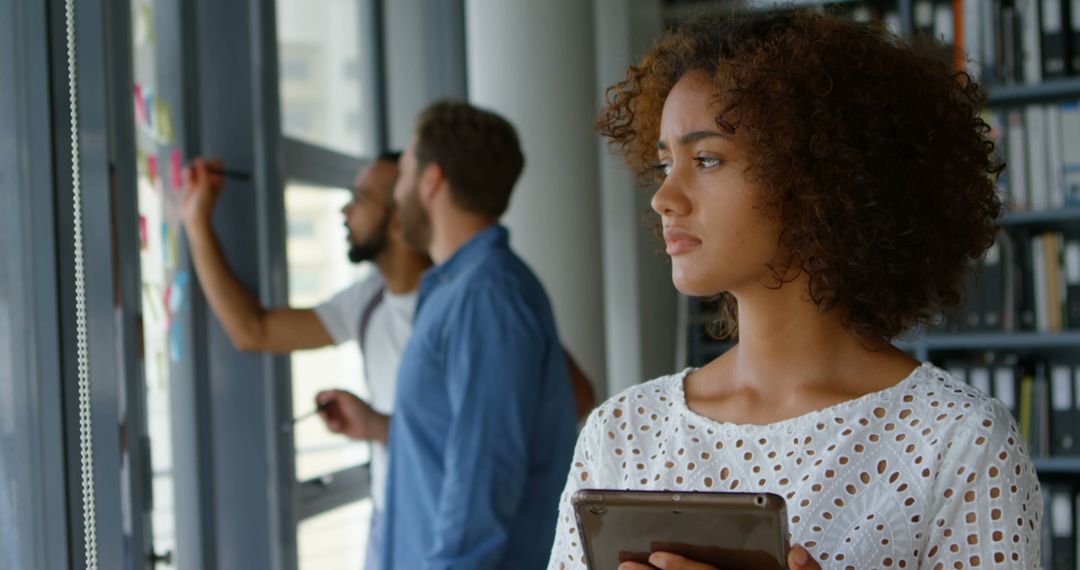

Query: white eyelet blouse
[[547, 363, 1042, 569]]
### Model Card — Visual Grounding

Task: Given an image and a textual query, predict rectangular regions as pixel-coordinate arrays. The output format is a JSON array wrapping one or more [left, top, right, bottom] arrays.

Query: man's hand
[[616, 544, 820, 570], [180, 157, 224, 229], [315, 389, 390, 443]]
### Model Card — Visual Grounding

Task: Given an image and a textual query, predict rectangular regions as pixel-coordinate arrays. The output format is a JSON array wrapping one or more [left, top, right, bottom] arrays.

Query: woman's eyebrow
[[656, 130, 728, 150]]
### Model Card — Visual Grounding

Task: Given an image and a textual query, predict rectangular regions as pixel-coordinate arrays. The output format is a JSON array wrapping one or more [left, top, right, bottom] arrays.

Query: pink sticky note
[[138, 216, 148, 250], [163, 284, 172, 324], [146, 154, 157, 184], [170, 149, 182, 191], [133, 84, 148, 127]]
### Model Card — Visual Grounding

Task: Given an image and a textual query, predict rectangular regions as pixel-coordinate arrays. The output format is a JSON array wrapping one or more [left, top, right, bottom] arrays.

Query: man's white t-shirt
[[313, 272, 416, 510]]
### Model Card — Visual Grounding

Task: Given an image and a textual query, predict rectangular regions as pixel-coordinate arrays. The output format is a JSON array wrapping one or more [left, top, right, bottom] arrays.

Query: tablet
[[572, 489, 789, 569]]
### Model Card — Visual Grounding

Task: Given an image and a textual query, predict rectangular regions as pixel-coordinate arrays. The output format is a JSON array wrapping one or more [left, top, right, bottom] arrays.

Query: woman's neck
[[686, 281, 919, 424]]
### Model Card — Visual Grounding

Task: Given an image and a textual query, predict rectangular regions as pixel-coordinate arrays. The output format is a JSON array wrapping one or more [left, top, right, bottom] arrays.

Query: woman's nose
[[651, 170, 690, 217]]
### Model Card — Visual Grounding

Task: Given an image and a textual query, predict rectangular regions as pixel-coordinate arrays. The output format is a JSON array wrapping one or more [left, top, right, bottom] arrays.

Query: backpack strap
[[358, 285, 386, 353]]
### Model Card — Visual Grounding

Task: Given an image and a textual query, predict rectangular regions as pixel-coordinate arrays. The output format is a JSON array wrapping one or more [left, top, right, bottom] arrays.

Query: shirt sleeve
[[424, 286, 553, 567], [311, 273, 381, 345], [923, 402, 1043, 569], [547, 409, 604, 570]]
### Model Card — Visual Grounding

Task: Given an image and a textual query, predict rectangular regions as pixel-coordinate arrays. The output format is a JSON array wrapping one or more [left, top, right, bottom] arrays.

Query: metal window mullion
[[282, 136, 366, 188], [249, 0, 297, 568], [100, 0, 157, 565], [365, 0, 389, 153], [1, 0, 71, 567], [296, 464, 372, 521]]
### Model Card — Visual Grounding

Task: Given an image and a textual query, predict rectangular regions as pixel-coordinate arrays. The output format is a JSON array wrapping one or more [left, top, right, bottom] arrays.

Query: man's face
[[393, 140, 433, 255], [342, 160, 396, 264]]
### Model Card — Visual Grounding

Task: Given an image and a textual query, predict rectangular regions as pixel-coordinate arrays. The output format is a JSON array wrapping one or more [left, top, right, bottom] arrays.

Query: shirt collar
[[419, 224, 508, 294]]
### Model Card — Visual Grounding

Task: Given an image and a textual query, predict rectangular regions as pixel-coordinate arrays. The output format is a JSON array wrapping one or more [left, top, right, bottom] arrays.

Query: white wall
[[465, 0, 608, 395], [595, 0, 681, 394]]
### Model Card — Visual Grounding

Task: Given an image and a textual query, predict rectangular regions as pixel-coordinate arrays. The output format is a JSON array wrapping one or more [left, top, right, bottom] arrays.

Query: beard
[[346, 213, 392, 264], [397, 182, 433, 255]]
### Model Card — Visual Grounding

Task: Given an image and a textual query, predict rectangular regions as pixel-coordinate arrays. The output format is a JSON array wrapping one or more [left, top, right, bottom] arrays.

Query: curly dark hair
[[414, 99, 525, 219], [598, 9, 1003, 342]]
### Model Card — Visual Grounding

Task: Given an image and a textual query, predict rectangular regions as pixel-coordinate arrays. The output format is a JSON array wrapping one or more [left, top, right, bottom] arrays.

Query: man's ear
[[419, 161, 443, 205]]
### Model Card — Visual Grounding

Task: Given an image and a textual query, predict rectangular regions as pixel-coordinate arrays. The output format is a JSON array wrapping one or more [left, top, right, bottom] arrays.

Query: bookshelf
[[897, 331, 1080, 356], [667, 2, 1080, 564], [989, 76, 1080, 106], [1006, 207, 1080, 227]]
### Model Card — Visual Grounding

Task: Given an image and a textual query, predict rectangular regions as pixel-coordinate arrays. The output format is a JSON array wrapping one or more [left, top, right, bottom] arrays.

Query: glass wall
[[0, 115, 47, 570], [276, 0, 381, 566], [277, 0, 375, 157]]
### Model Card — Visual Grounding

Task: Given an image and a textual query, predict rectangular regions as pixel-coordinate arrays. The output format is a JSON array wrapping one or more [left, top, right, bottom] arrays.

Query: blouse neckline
[[671, 361, 935, 433]]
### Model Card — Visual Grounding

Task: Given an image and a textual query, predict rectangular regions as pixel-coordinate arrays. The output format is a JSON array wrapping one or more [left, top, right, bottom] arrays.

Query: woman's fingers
[[787, 545, 821, 570]]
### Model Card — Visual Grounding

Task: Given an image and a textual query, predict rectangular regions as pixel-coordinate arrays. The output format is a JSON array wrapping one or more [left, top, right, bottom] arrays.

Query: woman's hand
[[616, 544, 820, 570]]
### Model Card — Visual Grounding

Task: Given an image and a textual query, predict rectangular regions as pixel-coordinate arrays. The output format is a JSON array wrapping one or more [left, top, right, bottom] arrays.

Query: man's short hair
[[377, 150, 402, 164], [413, 100, 524, 219]]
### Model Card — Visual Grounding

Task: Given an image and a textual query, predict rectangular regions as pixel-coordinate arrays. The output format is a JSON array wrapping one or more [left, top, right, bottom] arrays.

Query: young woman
[[549, 9, 1040, 570]]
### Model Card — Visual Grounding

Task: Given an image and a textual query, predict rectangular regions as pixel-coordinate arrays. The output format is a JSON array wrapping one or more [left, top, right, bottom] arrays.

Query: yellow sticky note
[[163, 224, 177, 270], [136, 3, 155, 45], [154, 99, 174, 145]]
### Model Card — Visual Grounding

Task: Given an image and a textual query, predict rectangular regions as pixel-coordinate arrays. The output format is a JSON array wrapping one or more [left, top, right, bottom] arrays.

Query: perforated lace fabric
[[547, 363, 1042, 569]]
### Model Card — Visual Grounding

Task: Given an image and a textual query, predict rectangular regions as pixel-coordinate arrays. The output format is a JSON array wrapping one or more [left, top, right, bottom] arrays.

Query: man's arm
[[427, 289, 572, 566], [180, 158, 332, 353], [563, 349, 596, 420]]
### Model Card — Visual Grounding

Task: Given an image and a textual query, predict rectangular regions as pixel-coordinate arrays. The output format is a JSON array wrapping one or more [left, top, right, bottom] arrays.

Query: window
[[277, 0, 372, 157], [284, 183, 374, 567]]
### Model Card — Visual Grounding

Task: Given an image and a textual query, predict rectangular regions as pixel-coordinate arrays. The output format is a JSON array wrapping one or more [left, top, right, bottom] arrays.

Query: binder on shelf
[[1020, 361, 1050, 456], [971, 365, 993, 396], [1064, 237, 1080, 328], [1013, 230, 1039, 331], [1062, 101, 1080, 206], [1002, 2, 1020, 84], [957, 261, 983, 330], [980, 240, 1006, 330], [1043, 232, 1065, 332], [1071, 0, 1080, 74], [1049, 484, 1076, 569], [962, 0, 987, 78], [1042, 0, 1069, 78], [1047, 104, 1066, 209], [915, 0, 935, 37], [1020, 371, 1033, 443], [1000, 230, 1019, 331], [1007, 109, 1029, 211], [946, 363, 969, 385], [994, 364, 1019, 418], [1019, 0, 1044, 84], [1025, 105, 1050, 211], [1033, 233, 1051, 331], [933, 0, 957, 68], [989, 110, 1009, 202], [1050, 364, 1078, 455], [1035, 362, 1052, 457]]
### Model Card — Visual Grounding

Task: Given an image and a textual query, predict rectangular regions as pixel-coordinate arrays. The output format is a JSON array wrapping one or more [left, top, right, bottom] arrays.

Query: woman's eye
[[653, 162, 672, 177], [694, 156, 721, 169]]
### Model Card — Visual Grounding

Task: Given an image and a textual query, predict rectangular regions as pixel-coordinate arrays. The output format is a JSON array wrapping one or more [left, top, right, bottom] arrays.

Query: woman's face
[[653, 71, 782, 297]]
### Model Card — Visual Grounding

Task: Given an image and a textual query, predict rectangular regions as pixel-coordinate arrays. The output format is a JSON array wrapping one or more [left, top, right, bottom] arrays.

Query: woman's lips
[[663, 227, 702, 255]]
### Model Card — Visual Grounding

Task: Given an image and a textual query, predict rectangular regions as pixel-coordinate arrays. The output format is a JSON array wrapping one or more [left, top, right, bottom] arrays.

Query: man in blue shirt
[[380, 100, 578, 568]]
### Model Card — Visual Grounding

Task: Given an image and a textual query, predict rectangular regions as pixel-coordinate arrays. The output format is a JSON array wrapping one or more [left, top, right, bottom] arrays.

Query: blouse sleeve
[[923, 401, 1043, 569], [547, 407, 606, 570]]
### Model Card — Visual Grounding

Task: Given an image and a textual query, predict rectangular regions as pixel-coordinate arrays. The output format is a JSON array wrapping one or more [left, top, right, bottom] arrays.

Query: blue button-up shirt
[[381, 225, 578, 569]]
